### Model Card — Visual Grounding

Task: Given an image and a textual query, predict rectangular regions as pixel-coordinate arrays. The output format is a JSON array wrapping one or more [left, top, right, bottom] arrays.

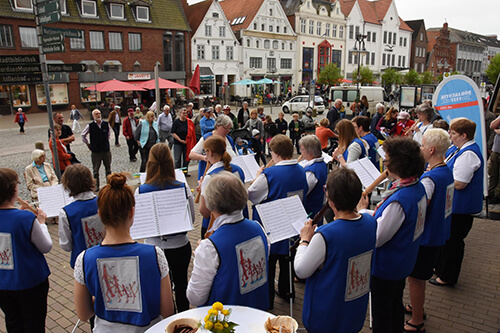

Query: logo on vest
[[345, 250, 372, 301], [97, 257, 143, 312], [0, 233, 14, 270], [81, 214, 105, 248], [445, 183, 454, 219], [413, 196, 427, 241], [235, 236, 267, 295]]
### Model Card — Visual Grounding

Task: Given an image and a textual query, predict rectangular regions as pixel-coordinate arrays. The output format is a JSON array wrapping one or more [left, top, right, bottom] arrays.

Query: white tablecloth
[[146, 305, 275, 333]]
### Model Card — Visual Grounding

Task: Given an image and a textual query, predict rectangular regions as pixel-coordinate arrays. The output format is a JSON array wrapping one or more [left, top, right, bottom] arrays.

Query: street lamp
[[351, 34, 369, 102]]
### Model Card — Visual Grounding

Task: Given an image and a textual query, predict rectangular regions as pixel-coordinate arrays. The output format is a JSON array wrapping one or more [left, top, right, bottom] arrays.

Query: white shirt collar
[[207, 161, 224, 173], [210, 211, 245, 232], [276, 159, 297, 166], [300, 156, 324, 167], [73, 191, 96, 201]]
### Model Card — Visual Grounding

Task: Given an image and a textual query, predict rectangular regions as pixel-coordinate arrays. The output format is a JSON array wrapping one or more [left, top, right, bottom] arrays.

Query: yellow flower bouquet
[[199, 302, 238, 333]]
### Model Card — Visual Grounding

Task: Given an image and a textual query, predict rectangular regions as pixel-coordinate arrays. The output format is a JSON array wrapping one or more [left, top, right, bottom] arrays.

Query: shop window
[[109, 32, 122, 51], [36, 84, 68, 105], [0, 25, 14, 48], [89, 31, 104, 50], [128, 33, 141, 51], [3, 85, 31, 107], [110, 3, 124, 19], [19, 27, 37, 48], [136, 6, 149, 21], [81, 0, 97, 17], [80, 83, 101, 103]]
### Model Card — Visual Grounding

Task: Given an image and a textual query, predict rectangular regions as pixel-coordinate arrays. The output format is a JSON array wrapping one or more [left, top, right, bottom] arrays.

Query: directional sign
[[39, 11, 61, 25], [47, 63, 87, 72], [42, 27, 83, 39], [42, 42, 65, 54], [0, 55, 40, 65], [0, 73, 42, 84], [48, 73, 65, 81], [42, 34, 64, 44], [37, 0, 59, 15], [0, 63, 41, 74]]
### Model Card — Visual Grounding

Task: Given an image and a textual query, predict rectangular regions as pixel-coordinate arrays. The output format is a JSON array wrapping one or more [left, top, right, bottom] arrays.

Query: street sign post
[[0, 63, 41, 74], [42, 33, 64, 44], [42, 43, 65, 54], [0, 73, 43, 84], [39, 11, 61, 25], [42, 27, 83, 38], [48, 73, 65, 81], [47, 63, 87, 72], [37, 0, 59, 14], [0, 55, 40, 64]]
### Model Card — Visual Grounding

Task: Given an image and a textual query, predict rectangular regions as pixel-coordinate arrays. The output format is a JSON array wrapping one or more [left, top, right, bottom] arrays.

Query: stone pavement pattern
[[0, 110, 499, 332]]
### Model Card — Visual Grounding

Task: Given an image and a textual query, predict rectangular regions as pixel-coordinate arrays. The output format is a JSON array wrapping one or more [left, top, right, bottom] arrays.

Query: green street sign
[[42, 34, 64, 44], [48, 73, 65, 81], [39, 11, 61, 25], [42, 42, 65, 54], [37, 0, 59, 15], [42, 27, 83, 39]]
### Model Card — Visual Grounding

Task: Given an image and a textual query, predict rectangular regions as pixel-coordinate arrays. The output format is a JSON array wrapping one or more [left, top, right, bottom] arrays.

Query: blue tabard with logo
[[420, 165, 454, 246], [446, 143, 484, 215], [362, 133, 379, 167], [342, 138, 367, 161], [0, 209, 50, 290], [252, 163, 308, 255], [372, 183, 427, 280], [303, 214, 376, 333], [197, 133, 237, 179], [63, 197, 103, 268], [303, 161, 327, 221], [206, 218, 269, 310], [83, 242, 161, 326]]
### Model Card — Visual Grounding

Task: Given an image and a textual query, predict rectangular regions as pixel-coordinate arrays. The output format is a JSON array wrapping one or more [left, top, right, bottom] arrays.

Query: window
[[109, 32, 122, 50], [383, 31, 387, 44], [309, 20, 314, 34], [372, 32, 376, 42], [393, 33, 397, 45], [399, 37, 402, 46], [0, 25, 14, 48], [219, 26, 225, 37], [226, 46, 233, 60], [366, 52, 370, 65], [355, 26, 359, 38], [276, 26, 280, 33], [267, 57, 276, 70], [325, 23, 330, 37], [391, 54, 395, 66], [253, 23, 257, 30], [256, 40, 259, 48], [371, 52, 375, 65], [128, 33, 141, 51], [175, 33, 184, 71], [261, 24, 265, 31], [284, 27, 287, 33], [290, 42, 292, 50], [212, 45, 220, 60], [317, 22, 321, 35], [402, 56, 405, 67], [250, 57, 262, 68], [332, 50, 341, 68], [89, 31, 104, 50], [14, 0, 32, 10], [70, 32, 85, 50], [269, 25, 273, 32], [197, 45, 205, 60], [398, 55, 401, 67], [282, 42, 284, 50], [82, 0, 97, 16], [332, 24, 337, 38], [269, 8, 272, 16], [19, 27, 37, 48], [264, 40, 270, 48], [281, 58, 292, 69], [300, 19, 306, 33], [136, 6, 149, 21], [272, 40, 278, 49], [339, 26, 343, 39], [212, 12, 219, 18], [349, 25, 354, 39], [205, 25, 211, 37], [247, 39, 250, 47], [404, 38, 407, 47], [164, 32, 172, 70], [420, 32, 423, 41], [367, 31, 371, 42], [110, 3, 124, 19], [348, 51, 352, 64], [382, 53, 386, 66]]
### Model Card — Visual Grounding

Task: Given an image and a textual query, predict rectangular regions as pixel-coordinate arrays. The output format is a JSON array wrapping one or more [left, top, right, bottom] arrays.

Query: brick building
[[0, 0, 190, 115], [405, 19, 428, 73], [426, 23, 454, 82]]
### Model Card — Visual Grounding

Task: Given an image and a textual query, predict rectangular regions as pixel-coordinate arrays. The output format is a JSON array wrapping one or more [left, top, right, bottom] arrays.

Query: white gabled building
[[281, 0, 346, 92], [339, 0, 412, 80], [185, 0, 242, 98], [220, 0, 297, 96]]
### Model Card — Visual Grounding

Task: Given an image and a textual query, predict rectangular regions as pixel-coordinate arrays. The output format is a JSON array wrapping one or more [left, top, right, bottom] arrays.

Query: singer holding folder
[[136, 143, 195, 312]]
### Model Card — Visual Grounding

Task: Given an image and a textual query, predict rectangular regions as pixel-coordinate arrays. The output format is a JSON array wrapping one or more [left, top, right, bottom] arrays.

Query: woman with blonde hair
[[135, 111, 159, 172], [332, 119, 368, 167], [199, 135, 246, 238], [74, 172, 174, 331]]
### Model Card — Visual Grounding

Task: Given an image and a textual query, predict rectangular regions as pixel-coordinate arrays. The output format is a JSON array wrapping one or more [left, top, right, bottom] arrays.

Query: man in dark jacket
[[370, 103, 386, 140], [327, 99, 342, 131]]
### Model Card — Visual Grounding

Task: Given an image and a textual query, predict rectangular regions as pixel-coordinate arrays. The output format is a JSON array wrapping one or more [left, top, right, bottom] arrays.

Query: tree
[[404, 69, 422, 85], [421, 71, 433, 84], [486, 54, 500, 84], [317, 63, 344, 86], [352, 65, 374, 86], [381, 68, 402, 92]]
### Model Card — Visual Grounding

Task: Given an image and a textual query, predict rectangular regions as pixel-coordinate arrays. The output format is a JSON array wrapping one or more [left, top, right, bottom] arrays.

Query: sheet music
[[377, 145, 386, 160], [322, 151, 333, 163], [231, 155, 260, 182], [131, 193, 159, 239], [347, 157, 384, 188], [139, 173, 147, 185], [37, 184, 72, 217], [256, 196, 308, 244], [154, 188, 193, 235]]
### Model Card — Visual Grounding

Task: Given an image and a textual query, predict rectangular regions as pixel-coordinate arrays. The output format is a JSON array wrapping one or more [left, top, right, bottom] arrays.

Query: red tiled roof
[[338, 0, 412, 31], [219, 0, 264, 32], [426, 30, 440, 52], [185, 0, 214, 34]]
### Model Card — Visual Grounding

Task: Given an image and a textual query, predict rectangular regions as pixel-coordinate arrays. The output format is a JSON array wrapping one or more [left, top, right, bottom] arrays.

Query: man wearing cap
[[301, 109, 316, 135], [395, 111, 415, 136], [223, 105, 238, 129], [158, 105, 174, 149], [200, 108, 215, 136], [108, 105, 122, 146], [123, 108, 139, 162]]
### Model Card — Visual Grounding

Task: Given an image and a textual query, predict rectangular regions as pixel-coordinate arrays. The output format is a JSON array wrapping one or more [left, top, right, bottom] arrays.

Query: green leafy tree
[[317, 63, 344, 86], [486, 54, 500, 83], [421, 71, 434, 84], [352, 65, 374, 86], [381, 68, 402, 92], [404, 69, 422, 85]]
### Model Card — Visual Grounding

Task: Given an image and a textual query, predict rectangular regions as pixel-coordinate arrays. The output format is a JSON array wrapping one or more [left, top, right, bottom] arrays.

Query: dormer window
[[110, 3, 124, 19], [136, 6, 149, 21], [13, 0, 32, 11], [212, 12, 219, 18], [82, 0, 97, 17]]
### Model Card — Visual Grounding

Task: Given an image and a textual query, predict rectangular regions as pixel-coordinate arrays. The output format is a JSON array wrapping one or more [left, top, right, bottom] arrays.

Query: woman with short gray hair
[[409, 103, 435, 145], [25, 149, 58, 200]]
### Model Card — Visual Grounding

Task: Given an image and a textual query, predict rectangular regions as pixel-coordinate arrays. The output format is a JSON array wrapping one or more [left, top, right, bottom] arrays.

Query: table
[[146, 305, 276, 332]]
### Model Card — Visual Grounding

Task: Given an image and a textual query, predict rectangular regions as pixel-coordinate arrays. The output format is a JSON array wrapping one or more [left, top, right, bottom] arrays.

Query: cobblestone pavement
[[0, 110, 499, 332]]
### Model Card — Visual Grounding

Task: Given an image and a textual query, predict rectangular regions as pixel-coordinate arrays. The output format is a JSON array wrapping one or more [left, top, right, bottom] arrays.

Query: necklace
[[430, 162, 446, 170]]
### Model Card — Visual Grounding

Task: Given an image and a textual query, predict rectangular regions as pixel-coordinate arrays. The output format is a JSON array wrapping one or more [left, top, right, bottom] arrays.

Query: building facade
[[426, 23, 454, 82], [405, 19, 428, 73]]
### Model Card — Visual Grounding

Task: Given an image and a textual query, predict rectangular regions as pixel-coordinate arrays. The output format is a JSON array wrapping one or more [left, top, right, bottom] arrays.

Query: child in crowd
[[250, 129, 266, 165]]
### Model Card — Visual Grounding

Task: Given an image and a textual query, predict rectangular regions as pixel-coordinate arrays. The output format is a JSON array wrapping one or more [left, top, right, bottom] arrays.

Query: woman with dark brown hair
[[0, 168, 51, 333], [332, 119, 368, 167], [376, 107, 398, 137], [137, 143, 195, 312], [199, 135, 246, 238], [358, 95, 369, 116], [59, 164, 104, 269], [74, 172, 174, 331]]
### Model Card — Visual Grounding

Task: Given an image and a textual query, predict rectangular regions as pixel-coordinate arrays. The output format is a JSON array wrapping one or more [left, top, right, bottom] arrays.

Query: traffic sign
[[47, 63, 87, 72], [39, 11, 61, 25], [37, 0, 59, 15], [42, 42, 65, 54], [42, 34, 64, 44], [0, 73, 42, 84], [0, 55, 39, 65], [0, 64, 41, 74], [42, 27, 83, 38]]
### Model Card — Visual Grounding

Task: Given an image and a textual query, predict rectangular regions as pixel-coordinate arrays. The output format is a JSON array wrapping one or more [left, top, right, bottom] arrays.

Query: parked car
[[282, 95, 325, 114]]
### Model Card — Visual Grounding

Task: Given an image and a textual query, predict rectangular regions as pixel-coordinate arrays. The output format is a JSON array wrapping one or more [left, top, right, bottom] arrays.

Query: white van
[[329, 86, 386, 116]]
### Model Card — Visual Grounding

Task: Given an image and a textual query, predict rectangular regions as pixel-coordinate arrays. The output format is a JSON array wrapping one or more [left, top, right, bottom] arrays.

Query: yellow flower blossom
[[212, 302, 224, 311], [204, 321, 214, 330], [214, 322, 224, 331], [221, 309, 229, 316], [224, 322, 228, 328], [204, 314, 211, 322], [208, 309, 218, 316]]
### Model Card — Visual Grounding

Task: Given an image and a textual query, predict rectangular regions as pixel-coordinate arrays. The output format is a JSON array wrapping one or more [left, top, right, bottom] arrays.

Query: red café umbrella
[[137, 78, 189, 90], [340, 78, 353, 83], [189, 65, 201, 95], [85, 78, 146, 92]]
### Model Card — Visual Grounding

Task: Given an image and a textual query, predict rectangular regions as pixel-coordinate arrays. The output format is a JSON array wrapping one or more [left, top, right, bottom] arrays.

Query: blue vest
[[252, 163, 308, 255], [83, 243, 161, 326], [362, 133, 379, 168], [63, 197, 103, 268], [303, 214, 377, 333], [202, 163, 247, 229], [420, 166, 454, 246], [207, 219, 269, 310], [197, 133, 237, 180], [342, 138, 367, 161], [446, 143, 484, 214], [372, 183, 427, 280], [0, 209, 50, 290], [303, 161, 328, 221], [139, 120, 159, 148], [89, 121, 110, 153]]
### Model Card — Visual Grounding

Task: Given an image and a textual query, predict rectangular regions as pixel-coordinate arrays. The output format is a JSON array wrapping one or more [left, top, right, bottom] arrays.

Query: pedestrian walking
[[69, 105, 84, 132], [123, 108, 139, 162], [107, 105, 122, 147], [158, 105, 174, 149], [14, 108, 27, 134]]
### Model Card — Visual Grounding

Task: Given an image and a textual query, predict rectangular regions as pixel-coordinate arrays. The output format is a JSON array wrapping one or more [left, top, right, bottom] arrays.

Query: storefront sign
[[127, 73, 151, 80], [200, 75, 214, 80], [0, 74, 42, 84], [0, 55, 40, 65], [0, 64, 41, 74]]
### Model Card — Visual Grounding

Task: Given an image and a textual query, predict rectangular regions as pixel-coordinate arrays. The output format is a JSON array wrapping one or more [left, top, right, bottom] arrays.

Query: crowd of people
[[0, 97, 491, 333]]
